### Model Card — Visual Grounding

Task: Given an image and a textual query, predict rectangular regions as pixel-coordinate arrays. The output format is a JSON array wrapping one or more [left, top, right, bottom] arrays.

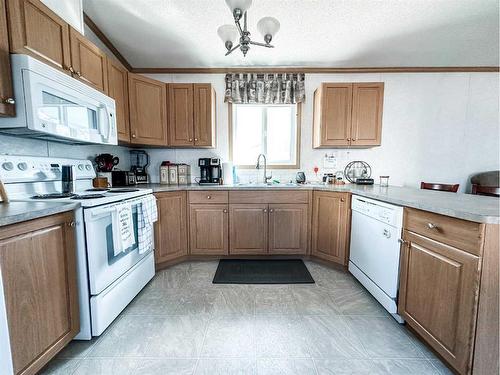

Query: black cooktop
[[71, 194, 106, 200], [107, 188, 140, 193], [32, 193, 76, 199]]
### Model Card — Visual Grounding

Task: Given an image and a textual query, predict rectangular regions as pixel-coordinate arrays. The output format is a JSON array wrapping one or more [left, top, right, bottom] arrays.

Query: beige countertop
[[0, 201, 79, 228], [145, 183, 500, 224]]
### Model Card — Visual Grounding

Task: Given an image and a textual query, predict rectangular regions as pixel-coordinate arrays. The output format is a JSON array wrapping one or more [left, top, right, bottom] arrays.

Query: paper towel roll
[[222, 162, 234, 185]]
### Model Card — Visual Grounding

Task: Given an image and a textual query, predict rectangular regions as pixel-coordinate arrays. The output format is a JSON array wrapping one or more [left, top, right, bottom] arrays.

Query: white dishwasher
[[349, 195, 404, 323]]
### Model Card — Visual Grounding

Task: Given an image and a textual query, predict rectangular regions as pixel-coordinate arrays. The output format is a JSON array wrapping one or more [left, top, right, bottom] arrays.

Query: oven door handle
[[84, 197, 144, 222]]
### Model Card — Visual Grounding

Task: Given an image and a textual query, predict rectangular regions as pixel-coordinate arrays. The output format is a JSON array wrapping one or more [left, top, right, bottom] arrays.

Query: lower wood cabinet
[[0, 0, 14, 117], [311, 191, 351, 265], [229, 204, 268, 255], [154, 192, 188, 265], [268, 204, 308, 254], [399, 229, 481, 375], [0, 212, 79, 375], [189, 204, 228, 255]]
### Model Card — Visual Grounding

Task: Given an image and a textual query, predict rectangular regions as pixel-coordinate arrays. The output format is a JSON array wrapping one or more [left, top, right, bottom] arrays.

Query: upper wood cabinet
[[268, 204, 308, 255], [107, 58, 130, 143], [189, 204, 229, 255], [69, 27, 108, 92], [313, 82, 383, 148], [128, 73, 168, 146], [168, 83, 216, 148], [7, 0, 72, 73], [399, 229, 481, 375], [0, 212, 79, 375], [0, 0, 14, 116], [229, 204, 268, 255], [311, 191, 351, 265], [154, 191, 188, 265]]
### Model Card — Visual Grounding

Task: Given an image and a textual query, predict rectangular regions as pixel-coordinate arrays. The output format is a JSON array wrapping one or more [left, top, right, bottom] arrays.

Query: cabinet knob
[[189, 138, 193, 142], [131, 133, 137, 138], [207, 195, 211, 199], [194, 138, 198, 141], [347, 138, 351, 141], [3, 98, 15, 105], [68, 66, 75, 74], [76, 71, 82, 77], [223, 209, 228, 213], [340, 198, 345, 202], [263, 209, 267, 213], [351, 139, 356, 142], [398, 238, 408, 245], [269, 209, 274, 213], [68, 221, 76, 227], [427, 222, 438, 230]]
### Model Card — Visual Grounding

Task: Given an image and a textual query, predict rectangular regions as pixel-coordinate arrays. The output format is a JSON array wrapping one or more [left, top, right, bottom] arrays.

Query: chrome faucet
[[256, 154, 272, 184]]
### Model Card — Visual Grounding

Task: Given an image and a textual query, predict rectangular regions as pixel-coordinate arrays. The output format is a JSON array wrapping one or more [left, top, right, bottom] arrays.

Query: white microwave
[[0, 54, 117, 145]]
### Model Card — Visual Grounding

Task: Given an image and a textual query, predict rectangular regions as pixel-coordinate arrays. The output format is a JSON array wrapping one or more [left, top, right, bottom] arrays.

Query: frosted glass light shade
[[225, 0, 252, 13], [217, 24, 238, 43], [257, 17, 280, 39]]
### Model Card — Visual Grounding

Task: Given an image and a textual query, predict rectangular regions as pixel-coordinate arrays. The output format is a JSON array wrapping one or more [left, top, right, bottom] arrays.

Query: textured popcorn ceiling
[[82, 0, 499, 68]]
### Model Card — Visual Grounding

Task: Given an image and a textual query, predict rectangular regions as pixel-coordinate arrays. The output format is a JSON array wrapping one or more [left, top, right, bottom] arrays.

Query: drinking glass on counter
[[380, 176, 390, 187]]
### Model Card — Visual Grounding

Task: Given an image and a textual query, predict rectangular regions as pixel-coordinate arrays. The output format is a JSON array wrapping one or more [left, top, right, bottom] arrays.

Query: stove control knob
[[78, 164, 84, 171], [2, 162, 14, 171], [17, 162, 28, 171], [85, 165, 92, 171]]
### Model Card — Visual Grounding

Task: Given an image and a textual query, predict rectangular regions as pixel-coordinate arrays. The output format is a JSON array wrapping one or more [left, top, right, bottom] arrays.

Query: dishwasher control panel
[[351, 195, 403, 227]]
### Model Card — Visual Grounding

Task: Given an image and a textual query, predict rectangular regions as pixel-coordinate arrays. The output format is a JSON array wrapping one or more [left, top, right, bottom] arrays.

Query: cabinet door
[[107, 59, 130, 143], [0, 213, 79, 375], [268, 204, 308, 254], [168, 83, 194, 146], [193, 83, 215, 147], [69, 27, 108, 93], [351, 83, 383, 146], [128, 73, 168, 145], [189, 204, 228, 255], [229, 204, 268, 254], [311, 191, 350, 265], [399, 230, 481, 375], [154, 192, 188, 264], [0, 0, 14, 116], [7, 0, 71, 73], [313, 83, 352, 147]]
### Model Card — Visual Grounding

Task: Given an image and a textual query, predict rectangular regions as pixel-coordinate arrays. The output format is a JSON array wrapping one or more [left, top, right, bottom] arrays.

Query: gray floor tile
[[329, 284, 389, 317], [315, 359, 375, 374], [132, 359, 197, 375], [195, 358, 257, 375], [72, 358, 137, 375], [39, 359, 81, 375], [290, 287, 341, 316], [255, 288, 298, 315], [302, 316, 367, 359], [125, 288, 181, 315], [254, 316, 311, 358], [344, 317, 425, 358], [173, 290, 220, 316], [372, 359, 439, 374], [212, 285, 256, 315], [257, 358, 317, 375], [53, 338, 100, 359], [201, 315, 256, 358]]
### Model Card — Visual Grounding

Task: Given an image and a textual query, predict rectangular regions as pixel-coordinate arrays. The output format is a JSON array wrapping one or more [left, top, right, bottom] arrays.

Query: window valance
[[224, 73, 305, 104]]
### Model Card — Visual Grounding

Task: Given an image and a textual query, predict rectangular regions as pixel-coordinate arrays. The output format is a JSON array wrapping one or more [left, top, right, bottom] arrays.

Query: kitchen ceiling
[[82, 0, 499, 68]]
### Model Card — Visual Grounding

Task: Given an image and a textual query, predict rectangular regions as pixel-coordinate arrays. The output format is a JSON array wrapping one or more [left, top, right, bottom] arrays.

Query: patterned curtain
[[224, 73, 305, 104]]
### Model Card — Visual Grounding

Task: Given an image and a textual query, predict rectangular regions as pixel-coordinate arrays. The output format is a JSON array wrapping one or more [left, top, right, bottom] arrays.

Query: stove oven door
[[83, 196, 153, 295]]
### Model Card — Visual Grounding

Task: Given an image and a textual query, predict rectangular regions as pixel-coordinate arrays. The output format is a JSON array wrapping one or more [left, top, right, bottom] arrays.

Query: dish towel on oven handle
[[137, 195, 158, 254], [111, 202, 135, 256]]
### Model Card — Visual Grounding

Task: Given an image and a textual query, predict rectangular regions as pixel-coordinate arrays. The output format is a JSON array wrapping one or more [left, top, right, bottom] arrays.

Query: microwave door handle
[[99, 105, 110, 142]]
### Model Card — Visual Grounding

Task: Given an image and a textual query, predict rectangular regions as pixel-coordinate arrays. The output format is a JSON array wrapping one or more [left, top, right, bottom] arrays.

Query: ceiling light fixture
[[217, 0, 280, 57]]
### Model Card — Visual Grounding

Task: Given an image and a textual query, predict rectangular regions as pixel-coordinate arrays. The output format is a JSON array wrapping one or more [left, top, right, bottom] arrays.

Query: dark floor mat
[[212, 259, 315, 284]]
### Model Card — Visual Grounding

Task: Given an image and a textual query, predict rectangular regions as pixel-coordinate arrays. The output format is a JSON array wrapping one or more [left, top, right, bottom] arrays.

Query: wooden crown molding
[[83, 13, 133, 71], [131, 66, 500, 74], [83, 16, 499, 75]]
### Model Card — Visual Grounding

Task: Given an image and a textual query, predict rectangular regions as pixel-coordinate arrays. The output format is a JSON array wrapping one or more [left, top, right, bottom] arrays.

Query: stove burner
[[108, 188, 140, 193], [71, 194, 106, 200], [85, 188, 109, 192], [32, 193, 76, 199]]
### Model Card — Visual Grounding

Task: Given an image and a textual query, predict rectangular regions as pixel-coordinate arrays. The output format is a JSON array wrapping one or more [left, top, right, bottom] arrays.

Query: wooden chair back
[[420, 182, 459, 193], [471, 184, 500, 197]]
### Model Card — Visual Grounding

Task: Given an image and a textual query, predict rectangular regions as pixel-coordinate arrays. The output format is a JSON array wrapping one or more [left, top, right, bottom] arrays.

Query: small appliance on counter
[[130, 150, 149, 184], [344, 161, 374, 185], [111, 171, 136, 187], [198, 158, 222, 185], [95, 153, 119, 187], [296, 172, 306, 184]]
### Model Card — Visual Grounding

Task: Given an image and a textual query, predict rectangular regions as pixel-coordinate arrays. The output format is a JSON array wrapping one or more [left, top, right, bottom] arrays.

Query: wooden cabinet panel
[[128, 73, 168, 146], [0, 212, 79, 375], [313, 83, 352, 147], [0, 0, 14, 116], [268, 204, 308, 254], [229, 204, 268, 254], [351, 83, 383, 146], [229, 190, 309, 204], [189, 204, 228, 255], [7, 0, 71, 72], [311, 191, 351, 265], [69, 27, 108, 92], [154, 192, 188, 264], [188, 191, 228, 204], [399, 230, 481, 375], [193, 83, 215, 147], [168, 83, 194, 146], [107, 59, 130, 143]]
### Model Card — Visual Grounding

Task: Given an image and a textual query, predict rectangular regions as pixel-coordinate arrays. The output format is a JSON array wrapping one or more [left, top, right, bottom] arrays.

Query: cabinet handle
[[131, 133, 137, 138], [189, 138, 193, 142], [351, 139, 356, 142], [398, 238, 408, 245], [194, 138, 198, 141], [340, 198, 345, 202], [76, 71, 82, 77], [263, 209, 267, 213], [427, 222, 438, 230], [2, 98, 15, 105], [347, 138, 351, 141], [207, 195, 211, 199], [67, 221, 76, 227], [269, 209, 274, 213], [68, 66, 75, 74], [223, 209, 228, 213]]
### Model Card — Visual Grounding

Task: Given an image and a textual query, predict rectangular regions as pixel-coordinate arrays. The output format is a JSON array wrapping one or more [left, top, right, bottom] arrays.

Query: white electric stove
[[0, 155, 156, 339]]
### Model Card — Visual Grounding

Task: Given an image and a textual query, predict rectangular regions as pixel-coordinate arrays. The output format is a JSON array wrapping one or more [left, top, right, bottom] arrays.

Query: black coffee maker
[[198, 158, 222, 185]]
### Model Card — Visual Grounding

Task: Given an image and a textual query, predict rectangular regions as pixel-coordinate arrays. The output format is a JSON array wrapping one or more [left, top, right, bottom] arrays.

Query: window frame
[[228, 103, 301, 169]]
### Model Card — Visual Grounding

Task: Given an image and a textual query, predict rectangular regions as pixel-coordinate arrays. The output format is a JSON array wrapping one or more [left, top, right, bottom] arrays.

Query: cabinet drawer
[[189, 191, 228, 204], [229, 190, 310, 204], [404, 208, 485, 255]]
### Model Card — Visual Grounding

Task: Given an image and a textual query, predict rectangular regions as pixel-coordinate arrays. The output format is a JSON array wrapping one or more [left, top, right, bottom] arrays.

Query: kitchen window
[[230, 104, 300, 168]]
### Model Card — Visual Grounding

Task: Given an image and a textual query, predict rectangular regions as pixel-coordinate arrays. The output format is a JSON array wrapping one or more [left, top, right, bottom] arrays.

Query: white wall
[[40, 0, 84, 34], [144, 72, 499, 192]]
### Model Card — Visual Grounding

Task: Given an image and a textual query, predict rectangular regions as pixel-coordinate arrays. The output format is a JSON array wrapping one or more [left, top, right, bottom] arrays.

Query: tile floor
[[41, 261, 453, 375]]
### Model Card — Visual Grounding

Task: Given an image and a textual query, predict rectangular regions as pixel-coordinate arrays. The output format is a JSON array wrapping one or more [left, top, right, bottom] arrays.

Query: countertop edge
[[0, 202, 80, 228]]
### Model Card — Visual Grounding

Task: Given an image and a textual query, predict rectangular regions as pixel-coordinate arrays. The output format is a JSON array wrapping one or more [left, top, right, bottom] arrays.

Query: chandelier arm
[[243, 11, 247, 32], [225, 43, 241, 56], [235, 20, 244, 36], [249, 41, 274, 48]]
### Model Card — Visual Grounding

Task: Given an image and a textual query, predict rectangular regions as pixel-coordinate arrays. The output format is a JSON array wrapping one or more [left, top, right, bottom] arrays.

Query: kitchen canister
[[160, 161, 171, 184], [168, 165, 179, 184]]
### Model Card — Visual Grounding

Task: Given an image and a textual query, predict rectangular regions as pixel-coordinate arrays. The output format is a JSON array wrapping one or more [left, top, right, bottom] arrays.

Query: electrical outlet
[[323, 153, 337, 169]]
